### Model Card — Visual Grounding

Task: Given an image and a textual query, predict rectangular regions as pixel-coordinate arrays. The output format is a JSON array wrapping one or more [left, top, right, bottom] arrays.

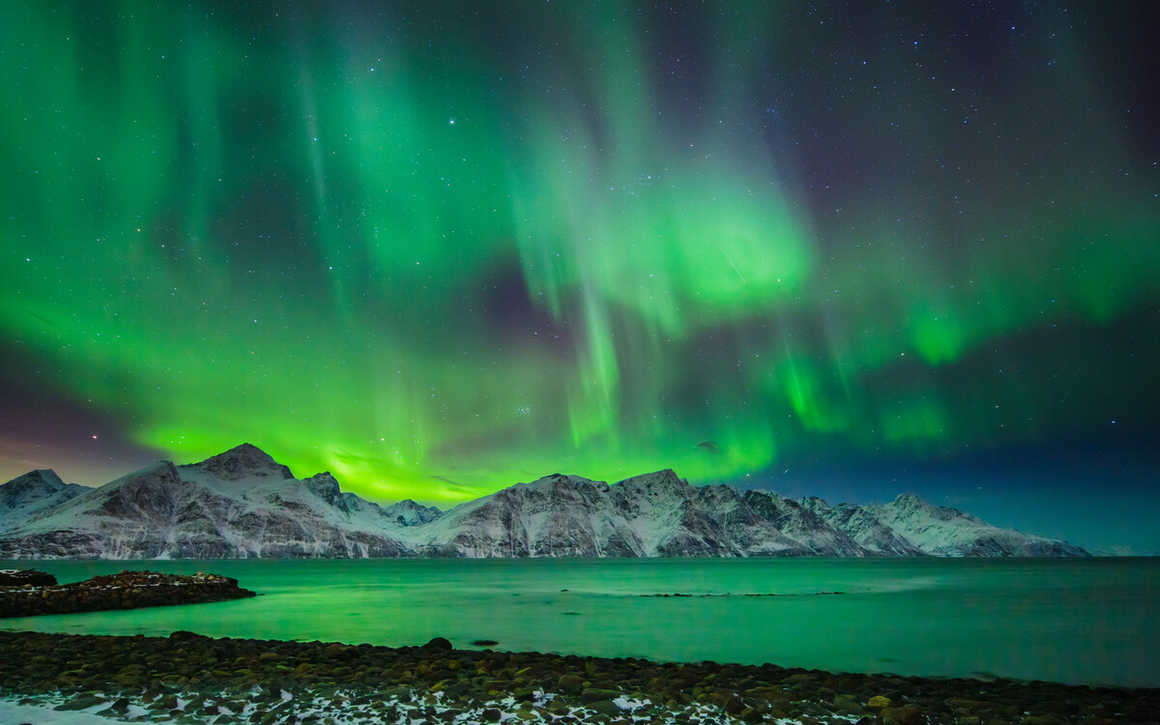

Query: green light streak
[[1, 2, 1156, 500]]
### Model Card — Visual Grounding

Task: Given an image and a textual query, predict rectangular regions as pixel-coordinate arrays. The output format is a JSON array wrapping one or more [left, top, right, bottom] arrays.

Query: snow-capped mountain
[[864, 494, 1089, 557], [0, 446, 417, 559], [0, 445, 1090, 559], [0, 469, 89, 528], [799, 497, 926, 556]]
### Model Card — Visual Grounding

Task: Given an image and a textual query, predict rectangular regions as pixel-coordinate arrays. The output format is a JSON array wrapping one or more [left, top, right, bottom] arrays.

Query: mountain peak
[[381, 498, 443, 526], [2, 469, 71, 510], [3, 469, 65, 491], [892, 493, 925, 507], [303, 472, 341, 506], [617, 468, 687, 491], [188, 443, 294, 481]]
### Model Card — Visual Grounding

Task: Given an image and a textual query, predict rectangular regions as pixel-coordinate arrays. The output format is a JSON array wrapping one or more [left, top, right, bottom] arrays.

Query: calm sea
[[1, 558, 1156, 687]]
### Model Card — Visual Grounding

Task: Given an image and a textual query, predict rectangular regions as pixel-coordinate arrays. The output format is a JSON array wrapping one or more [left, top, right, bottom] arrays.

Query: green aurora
[[1, 1, 1157, 505]]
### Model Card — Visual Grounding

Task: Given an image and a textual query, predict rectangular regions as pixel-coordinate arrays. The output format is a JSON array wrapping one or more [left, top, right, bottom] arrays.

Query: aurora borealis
[[1, 2, 1157, 548]]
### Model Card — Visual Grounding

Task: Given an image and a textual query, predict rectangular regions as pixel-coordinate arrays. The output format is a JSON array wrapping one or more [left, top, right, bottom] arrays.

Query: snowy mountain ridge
[[0, 444, 1089, 559]]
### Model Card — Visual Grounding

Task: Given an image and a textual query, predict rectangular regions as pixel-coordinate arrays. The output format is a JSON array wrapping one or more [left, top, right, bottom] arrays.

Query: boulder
[[868, 694, 893, 710]]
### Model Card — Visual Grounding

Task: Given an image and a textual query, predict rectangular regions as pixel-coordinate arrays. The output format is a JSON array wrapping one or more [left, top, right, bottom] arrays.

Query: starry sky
[[2, 1, 1157, 553]]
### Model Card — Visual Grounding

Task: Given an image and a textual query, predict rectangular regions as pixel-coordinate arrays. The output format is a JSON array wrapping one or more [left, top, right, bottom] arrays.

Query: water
[[2, 558, 1156, 687]]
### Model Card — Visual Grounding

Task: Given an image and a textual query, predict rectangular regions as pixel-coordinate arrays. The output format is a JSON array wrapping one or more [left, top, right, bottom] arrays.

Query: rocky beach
[[0, 630, 1156, 724]]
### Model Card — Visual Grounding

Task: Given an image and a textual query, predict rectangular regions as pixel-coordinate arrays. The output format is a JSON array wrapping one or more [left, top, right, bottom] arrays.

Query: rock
[[171, 630, 205, 641], [723, 693, 744, 714], [422, 637, 452, 651], [558, 673, 584, 694], [323, 643, 351, 658], [867, 694, 892, 710], [481, 707, 502, 722], [580, 687, 620, 703], [588, 699, 621, 717], [833, 693, 864, 714], [54, 693, 105, 711], [882, 704, 925, 725]]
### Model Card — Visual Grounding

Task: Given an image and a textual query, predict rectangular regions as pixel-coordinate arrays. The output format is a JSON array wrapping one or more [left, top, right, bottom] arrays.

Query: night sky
[[2, 2, 1157, 553]]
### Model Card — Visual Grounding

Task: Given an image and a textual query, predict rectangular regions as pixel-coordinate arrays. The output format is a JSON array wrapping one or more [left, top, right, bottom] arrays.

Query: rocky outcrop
[[0, 570, 255, 617], [0, 569, 57, 586]]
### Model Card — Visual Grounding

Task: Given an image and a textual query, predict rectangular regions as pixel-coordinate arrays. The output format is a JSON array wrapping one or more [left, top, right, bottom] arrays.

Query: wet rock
[[882, 704, 925, 725], [833, 693, 864, 714], [580, 687, 620, 703], [867, 694, 892, 709], [422, 636, 452, 651], [54, 693, 105, 711], [558, 673, 584, 694], [724, 693, 745, 714]]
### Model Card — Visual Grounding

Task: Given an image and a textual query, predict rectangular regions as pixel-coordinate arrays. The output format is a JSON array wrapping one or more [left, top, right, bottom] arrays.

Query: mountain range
[[0, 444, 1089, 559]]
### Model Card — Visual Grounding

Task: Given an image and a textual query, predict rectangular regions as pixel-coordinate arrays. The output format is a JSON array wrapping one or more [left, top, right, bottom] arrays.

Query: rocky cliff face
[[0, 445, 1089, 559], [798, 497, 926, 556]]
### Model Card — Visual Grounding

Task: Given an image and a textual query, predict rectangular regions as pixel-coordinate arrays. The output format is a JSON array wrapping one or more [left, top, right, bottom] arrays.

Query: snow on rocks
[[0, 570, 255, 618], [2, 630, 1157, 724]]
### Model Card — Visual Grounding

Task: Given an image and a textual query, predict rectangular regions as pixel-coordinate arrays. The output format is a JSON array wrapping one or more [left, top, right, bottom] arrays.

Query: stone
[[323, 643, 351, 658], [580, 687, 620, 703], [588, 699, 621, 717], [833, 693, 864, 714], [557, 673, 584, 695], [867, 694, 892, 710], [422, 637, 452, 651], [54, 694, 105, 711], [882, 704, 925, 725], [724, 693, 745, 714]]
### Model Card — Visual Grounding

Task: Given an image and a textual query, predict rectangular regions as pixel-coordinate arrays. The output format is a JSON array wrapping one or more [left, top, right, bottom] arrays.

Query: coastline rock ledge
[[0, 570, 256, 618]]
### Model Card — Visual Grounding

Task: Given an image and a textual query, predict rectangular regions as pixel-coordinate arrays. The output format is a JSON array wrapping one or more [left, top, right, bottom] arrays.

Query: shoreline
[[1, 631, 1156, 724]]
